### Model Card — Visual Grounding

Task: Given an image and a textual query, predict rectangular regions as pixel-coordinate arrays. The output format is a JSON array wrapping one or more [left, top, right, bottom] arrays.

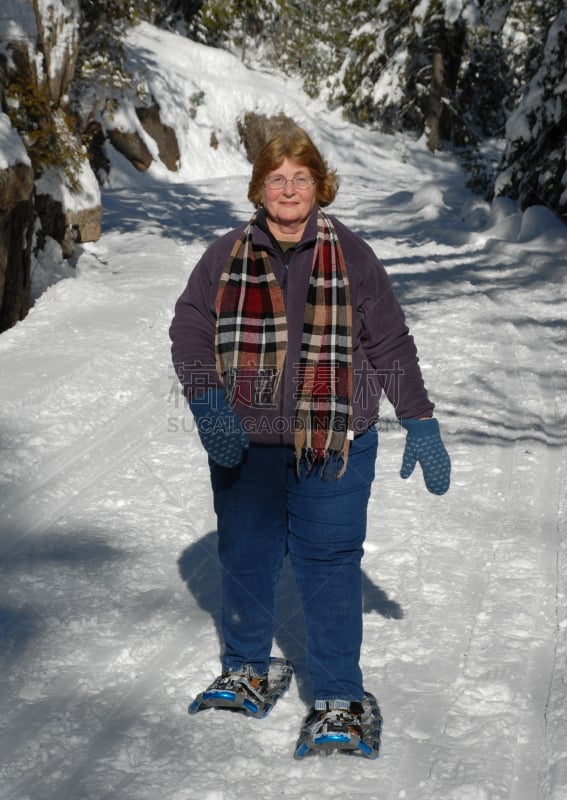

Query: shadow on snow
[[177, 529, 403, 704]]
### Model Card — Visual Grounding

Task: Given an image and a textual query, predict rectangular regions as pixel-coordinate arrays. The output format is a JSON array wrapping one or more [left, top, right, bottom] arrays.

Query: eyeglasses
[[264, 175, 315, 191]]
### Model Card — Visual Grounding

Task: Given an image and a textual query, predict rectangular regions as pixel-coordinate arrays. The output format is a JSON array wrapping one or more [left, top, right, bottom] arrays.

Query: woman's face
[[261, 157, 317, 240]]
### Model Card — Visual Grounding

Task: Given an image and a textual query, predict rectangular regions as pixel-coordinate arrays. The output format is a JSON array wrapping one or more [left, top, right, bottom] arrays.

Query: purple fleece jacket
[[169, 207, 434, 446]]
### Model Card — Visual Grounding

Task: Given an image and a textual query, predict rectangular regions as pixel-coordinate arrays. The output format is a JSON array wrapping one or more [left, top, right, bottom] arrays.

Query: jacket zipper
[[279, 254, 290, 446]]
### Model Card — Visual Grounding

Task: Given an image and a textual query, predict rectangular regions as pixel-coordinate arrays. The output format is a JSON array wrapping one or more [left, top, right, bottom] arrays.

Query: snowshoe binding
[[294, 692, 382, 759], [188, 657, 294, 719]]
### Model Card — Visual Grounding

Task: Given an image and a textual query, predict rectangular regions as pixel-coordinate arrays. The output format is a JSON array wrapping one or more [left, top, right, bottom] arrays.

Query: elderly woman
[[170, 125, 450, 758]]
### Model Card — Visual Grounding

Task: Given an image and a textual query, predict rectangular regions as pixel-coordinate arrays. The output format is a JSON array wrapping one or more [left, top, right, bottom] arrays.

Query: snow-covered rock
[[0, 0, 101, 331]]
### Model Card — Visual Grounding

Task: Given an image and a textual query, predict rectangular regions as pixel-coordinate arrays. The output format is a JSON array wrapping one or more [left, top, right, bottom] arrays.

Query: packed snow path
[[1, 165, 565, 800], [1, 39, 566, 798]]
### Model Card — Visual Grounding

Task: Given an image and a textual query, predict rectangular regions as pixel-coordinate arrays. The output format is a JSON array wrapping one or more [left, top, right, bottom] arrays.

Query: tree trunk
[[426, 50, 444, 151], [424, 14, 467, 150]]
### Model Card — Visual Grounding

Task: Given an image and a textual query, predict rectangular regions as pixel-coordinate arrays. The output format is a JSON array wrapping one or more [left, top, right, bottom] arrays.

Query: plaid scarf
[[215, 208, 353, 477]]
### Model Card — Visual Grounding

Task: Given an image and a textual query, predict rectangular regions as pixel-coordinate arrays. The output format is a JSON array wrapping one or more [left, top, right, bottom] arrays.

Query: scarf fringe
[[297, 444, 349, 481]]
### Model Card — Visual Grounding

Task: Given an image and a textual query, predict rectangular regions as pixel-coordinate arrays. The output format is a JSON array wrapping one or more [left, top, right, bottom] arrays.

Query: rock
[[68, 206, 102, 245], [136, 104, 180, 171], [0, 164, 34, 332], [0, 164, 34, 211], [106, 127, 153, 171], [34, 0, 80, 103], [35, 193, 102, 259], [237, 112, 298, 163], [0, 1, 99, 332], [84, 119, 111, 181]]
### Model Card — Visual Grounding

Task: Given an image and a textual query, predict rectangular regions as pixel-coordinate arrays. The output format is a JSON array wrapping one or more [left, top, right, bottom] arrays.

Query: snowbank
[[0, 112, 30, 169]]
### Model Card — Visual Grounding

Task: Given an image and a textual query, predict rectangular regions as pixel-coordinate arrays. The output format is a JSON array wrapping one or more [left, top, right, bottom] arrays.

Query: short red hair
[[248, 125, 339, 207]]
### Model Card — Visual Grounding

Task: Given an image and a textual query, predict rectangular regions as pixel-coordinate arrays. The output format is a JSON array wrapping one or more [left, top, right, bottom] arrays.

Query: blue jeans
[[210, 427, 378, 703]]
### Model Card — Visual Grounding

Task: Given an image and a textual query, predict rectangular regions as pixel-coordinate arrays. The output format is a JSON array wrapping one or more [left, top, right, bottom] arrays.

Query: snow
[[1, 20, 567, 800], [0, 111, 30, 168], [503, 9, 567, 149], [35, 0, 79, 89], [0, 0, 38, 56], [34, 160, 101, 212]]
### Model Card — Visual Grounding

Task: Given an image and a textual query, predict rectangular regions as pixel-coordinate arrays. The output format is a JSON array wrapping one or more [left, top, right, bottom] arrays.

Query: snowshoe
[[294, 692, 382, 759], [188, 657, 294, 719]]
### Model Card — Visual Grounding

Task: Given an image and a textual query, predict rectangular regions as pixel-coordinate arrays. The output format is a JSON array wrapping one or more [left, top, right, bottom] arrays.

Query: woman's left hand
[[399, 418, 451, 495]]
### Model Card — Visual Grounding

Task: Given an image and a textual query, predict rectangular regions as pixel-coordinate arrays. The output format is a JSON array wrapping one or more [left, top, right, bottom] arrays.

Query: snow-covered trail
[[1, 153, 566, 800]]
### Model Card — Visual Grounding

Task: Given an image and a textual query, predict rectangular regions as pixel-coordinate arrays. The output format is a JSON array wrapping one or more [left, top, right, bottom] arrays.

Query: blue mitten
[[400, 418, 451, 495], [189, 388, 249, 468]]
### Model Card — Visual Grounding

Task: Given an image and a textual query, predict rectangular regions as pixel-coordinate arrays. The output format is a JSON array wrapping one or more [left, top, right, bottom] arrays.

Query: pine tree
[[495, 6, 567, 217], [70, 0, 160, 129]]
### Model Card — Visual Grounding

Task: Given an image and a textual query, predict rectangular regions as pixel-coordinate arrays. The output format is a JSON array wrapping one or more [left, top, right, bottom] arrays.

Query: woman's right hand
[[189, 388, 249, 468]]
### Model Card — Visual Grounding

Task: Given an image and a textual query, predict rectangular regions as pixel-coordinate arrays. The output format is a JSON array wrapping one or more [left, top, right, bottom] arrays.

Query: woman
[[170, 124, 450, 756]]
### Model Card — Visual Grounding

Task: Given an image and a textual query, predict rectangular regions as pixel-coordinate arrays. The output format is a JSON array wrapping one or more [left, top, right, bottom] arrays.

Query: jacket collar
[[253, 206, 320, 252]]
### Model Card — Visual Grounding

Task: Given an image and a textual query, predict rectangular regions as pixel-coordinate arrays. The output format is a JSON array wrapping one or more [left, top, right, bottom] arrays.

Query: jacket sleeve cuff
[[400, 417, 439, 437]]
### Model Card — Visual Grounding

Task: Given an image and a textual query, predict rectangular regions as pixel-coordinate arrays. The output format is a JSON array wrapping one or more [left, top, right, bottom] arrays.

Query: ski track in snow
[[1, 28, 567, 800]]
